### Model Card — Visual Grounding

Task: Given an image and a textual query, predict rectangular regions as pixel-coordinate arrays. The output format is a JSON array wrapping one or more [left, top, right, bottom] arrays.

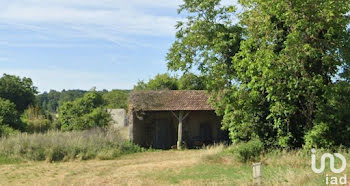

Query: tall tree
[[166, 0, 243, 92], [167, 0, 350, 148], [0, 74, 38, 113]]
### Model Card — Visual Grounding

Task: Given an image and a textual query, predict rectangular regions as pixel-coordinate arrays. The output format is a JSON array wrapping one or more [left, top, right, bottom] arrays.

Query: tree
[[133, 73, 179, 90], [178, 73, 206, 90], [133, 81, 148, 90], [58, 91, 110, 131], [0, 98, 22, 132], [0, 74, 38, 113], [166, 0, 243, 92], [167, 0, 350, 148], [102, 90, 129, 109], [339, 29, 350, 82], [133, 73, 207, 91]]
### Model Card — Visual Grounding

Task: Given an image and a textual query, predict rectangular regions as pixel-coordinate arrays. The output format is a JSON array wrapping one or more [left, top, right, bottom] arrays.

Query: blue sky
[[0, 0, 185, 92]]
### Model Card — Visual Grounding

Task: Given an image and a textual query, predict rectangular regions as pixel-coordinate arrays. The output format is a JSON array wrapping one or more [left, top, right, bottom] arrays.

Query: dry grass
[[0, 146, 349, 186], [0, 150, 209, 185]]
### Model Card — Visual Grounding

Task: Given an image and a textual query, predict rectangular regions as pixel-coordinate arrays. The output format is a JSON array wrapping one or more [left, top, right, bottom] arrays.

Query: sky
[[0, 0, 187, 93]]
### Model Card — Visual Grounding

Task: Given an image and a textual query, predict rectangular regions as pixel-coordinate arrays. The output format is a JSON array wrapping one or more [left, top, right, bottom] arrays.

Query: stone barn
[[128, 90, 228, 149]]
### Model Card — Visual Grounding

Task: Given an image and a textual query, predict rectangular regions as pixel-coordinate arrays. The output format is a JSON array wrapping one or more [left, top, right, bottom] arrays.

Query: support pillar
[[177, 111, 184, 150]]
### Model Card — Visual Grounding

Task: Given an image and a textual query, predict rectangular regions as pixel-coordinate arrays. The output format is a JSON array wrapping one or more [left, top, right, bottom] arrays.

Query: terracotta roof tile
[[129, 90, 214, 111]]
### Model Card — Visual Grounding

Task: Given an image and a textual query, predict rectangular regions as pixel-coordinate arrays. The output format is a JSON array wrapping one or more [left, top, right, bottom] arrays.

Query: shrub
[[304, 122, 335, 149], [0, 128, 143, 162], [0, 125, 19, 137], [230, 139, 264, 163], [22, 105, 54, 133], [58, 92, 111, 131]]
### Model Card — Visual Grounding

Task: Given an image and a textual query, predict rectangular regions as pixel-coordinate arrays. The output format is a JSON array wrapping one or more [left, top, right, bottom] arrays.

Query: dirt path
[[0, 150, 211, 186]]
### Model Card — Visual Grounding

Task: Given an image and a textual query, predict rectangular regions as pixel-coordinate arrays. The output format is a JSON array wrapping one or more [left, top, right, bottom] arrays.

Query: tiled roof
[[129, 90, 214, 111]]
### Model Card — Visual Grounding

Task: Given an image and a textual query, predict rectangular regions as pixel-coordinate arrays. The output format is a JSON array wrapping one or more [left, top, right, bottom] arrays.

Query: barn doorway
[[200, 123, 213, 145], [154, 119, 171, 149]]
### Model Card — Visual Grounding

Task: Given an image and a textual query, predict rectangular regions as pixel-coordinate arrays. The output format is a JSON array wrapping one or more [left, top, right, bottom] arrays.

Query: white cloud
[[2, 0, 182, 9], [0, 0, 183, 47]]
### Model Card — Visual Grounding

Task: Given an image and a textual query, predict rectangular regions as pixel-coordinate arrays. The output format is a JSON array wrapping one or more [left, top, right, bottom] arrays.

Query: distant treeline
[[37, 90, 87, 113]]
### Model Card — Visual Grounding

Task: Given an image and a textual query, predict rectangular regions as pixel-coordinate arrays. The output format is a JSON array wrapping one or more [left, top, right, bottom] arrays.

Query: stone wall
[[108, 109, 127, 128]]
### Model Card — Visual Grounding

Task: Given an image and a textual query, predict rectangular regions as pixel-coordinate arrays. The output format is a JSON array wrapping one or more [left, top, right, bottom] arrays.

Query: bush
[[304, 122, 335, 149], [25, 119, 53, 133], [0, 128, 143, 162], [230, 139, 264, 163], [0, 125, 19, 137], [22, 105, 54, 133], [58, 91, 111, 131]]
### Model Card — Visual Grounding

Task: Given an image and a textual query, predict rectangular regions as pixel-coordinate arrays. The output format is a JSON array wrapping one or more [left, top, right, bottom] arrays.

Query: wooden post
[[177, 111, 184, 150], [253, 162, 262, 186]]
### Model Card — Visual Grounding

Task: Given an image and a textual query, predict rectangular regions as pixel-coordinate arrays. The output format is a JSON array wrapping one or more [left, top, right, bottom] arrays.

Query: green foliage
[[37, 89, 86, 113], [305, 81, 350, 149], [178, 73, 206, 90], [304, 122, 334, 149], [167, 0, 350, 148], [21, 105, 54, 133], [0, 98, 23, 132], [340, 29, 350, 81], [0, 125, 19, 137], [147, 74, 178, 90], [133, 80, 148, 90], [58, 91, 111, 131], [0, 154, 21, 165], [166, 0, 243, 92], [228, 139, 264, 163], [0, 128, 143, 162], [134, 73, 206, 90], [102, 89, 129, 109], [134, 73, 179, 90], [0, 74, 37, 113]]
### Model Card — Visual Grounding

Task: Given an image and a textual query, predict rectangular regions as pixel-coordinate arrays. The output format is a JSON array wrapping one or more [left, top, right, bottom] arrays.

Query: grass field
[[0, 146, 349, 186]]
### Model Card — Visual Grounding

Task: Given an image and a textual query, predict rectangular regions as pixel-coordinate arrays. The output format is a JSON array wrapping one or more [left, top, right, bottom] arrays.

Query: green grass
[[164, 164, 252, 184], [0, 155, 21, 165]]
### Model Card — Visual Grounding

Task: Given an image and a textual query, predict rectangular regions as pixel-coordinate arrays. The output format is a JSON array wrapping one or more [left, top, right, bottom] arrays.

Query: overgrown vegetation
[[226, 139, 264, 163], [58, 91, 111, 131], [0, 128, 143, 162], [21, 105, 54, 133], [167, 0, 350, 149]]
